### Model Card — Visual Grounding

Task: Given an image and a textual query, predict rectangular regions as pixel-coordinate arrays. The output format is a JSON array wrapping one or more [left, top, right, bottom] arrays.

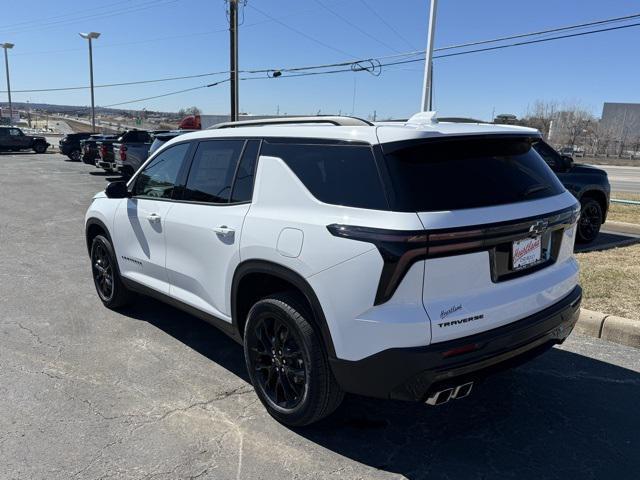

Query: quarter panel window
[[231, 140, 260, 203], [183, 140, 245, 203], [260, 142, 388, 210], [133, 142, 190, 199]]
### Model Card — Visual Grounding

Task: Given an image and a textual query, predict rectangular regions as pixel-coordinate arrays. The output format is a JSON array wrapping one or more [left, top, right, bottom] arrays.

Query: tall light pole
[[1, 42, 14, 126], [228, 0, 239, 122], [420, 0, 438, 112], [79, 32, 100, 132]]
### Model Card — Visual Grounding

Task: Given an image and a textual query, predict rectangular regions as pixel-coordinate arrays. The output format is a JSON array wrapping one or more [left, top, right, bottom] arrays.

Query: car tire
[[69, 149, 81, 161], [33, 143, 47, 154], [576, 198, 603, 244], [90, 234, 135, 309], [243, 293, 344, 426]]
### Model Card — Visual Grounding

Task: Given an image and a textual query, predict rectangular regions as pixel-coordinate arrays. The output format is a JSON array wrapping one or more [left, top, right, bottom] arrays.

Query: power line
[[6, 14, 640, 96], [434, 11, 640, 51], [247, 4, 358, 59], [0, 0, 132, 31], [102, 80, 230, 108], [0, 0, 180, 36], [358, 0, 416, 50], [312, 0, 402, 53]]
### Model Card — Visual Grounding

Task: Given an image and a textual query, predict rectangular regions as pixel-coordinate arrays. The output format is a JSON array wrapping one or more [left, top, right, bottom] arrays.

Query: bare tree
[[561, 106, 594, 149], [177, 106, 201, 117], [522, 100, 558, 139]]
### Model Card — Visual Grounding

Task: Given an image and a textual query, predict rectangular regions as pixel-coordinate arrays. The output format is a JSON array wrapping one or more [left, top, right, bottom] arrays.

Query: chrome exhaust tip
[[452, 382, 473, 400], [425, 388, 454, 406]]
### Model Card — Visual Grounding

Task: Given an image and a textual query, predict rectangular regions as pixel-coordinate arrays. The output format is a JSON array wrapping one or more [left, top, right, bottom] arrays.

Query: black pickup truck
[[81, 134, 119, 165], [0, 126, 49, 153], [58, 132, 92, 161], [533, 140, 611, 244]]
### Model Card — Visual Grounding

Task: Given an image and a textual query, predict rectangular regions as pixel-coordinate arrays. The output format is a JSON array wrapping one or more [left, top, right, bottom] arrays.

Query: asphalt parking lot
[[1, 152, 639, 480]]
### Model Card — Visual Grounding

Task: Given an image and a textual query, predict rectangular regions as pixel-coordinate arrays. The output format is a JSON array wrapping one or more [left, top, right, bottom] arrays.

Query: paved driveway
[[1, 153, 639, 479]]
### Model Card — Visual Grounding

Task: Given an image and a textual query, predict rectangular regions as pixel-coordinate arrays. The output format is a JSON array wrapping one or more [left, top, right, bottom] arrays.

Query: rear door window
[[182, 140, 245, 203], [382, 137, 565, 212], [261, 142, 388, 210]]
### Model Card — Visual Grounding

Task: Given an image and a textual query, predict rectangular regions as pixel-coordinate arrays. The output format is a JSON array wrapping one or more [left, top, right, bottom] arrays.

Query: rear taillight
[[327, 204, 579, 305], [119, 145, 127, 161]]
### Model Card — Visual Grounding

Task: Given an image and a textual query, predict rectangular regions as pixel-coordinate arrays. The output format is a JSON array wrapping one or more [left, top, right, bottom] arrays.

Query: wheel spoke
[[249, 314, 307, 409]]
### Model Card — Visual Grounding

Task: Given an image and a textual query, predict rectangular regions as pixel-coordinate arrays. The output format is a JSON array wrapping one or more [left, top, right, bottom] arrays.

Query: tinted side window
[[533, 141, 559, 171], [261, 142, 387, 210], [183, 140, 245, 203], [231, 140, 260, 203], [133, 143, 190, 199]]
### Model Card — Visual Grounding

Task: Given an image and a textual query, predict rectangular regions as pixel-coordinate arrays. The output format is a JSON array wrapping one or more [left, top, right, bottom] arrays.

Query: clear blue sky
[[2, 0, 639, 120]]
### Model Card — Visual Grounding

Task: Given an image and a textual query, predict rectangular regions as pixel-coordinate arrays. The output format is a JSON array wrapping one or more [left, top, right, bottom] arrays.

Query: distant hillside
[[0, 101, 176, 117]]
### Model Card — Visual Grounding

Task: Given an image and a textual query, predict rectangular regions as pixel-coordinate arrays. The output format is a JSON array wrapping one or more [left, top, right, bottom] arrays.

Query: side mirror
[[560, 155, 573, 170], [105, 181, 131, 199]]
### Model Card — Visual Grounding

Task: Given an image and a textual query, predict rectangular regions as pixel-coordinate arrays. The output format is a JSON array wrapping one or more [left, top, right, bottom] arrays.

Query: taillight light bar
[[327, 204, 580, 306]]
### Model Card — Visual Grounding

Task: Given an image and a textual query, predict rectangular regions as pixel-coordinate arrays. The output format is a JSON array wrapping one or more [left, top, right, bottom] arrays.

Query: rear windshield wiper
[[522, 184, 551, 198]]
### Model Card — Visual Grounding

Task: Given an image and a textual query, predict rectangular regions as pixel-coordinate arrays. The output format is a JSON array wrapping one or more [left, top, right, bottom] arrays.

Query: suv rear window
[[261, 142, 387, 210], [382, 137, 564, 212]]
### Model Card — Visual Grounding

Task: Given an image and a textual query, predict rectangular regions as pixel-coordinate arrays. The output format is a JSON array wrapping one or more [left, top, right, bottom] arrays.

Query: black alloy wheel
[[249, 314, 307, 409], [244, 294, 344, 426], [576, 198, 603, 244], [89, 234, 134, 308], [92, 241, 114, 301]]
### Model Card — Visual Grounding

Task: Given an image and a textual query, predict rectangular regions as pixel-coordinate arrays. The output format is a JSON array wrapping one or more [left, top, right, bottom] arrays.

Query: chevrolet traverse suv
[[85, 114, 582, 426]]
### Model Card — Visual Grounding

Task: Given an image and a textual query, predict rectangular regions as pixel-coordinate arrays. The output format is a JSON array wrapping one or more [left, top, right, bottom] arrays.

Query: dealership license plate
[[512, 236, 542, 270]]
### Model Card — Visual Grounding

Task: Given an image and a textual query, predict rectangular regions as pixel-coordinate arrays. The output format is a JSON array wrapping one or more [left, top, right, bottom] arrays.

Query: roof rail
[[209, 116, 373, 129], [437, 117, 486, 124]]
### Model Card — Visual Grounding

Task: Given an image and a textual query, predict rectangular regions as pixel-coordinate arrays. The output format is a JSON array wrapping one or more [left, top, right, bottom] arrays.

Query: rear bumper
[[330, 285, 582, 401]]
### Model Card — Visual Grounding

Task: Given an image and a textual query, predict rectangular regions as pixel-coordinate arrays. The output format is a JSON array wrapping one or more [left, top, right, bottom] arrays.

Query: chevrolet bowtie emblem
[[529, 220, 549, 236]]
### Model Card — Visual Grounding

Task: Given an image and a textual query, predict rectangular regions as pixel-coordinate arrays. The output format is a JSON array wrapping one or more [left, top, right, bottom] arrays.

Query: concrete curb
[[603, 221, 640, 236], [574, 308, 640, 349]]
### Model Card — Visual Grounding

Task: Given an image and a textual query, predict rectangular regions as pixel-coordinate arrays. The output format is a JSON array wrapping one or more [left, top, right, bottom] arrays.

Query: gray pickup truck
[[113, 130, 165, 178]]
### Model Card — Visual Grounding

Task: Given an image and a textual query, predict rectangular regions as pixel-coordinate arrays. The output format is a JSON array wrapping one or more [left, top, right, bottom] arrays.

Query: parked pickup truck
[[114, 130, 165, 178], [59, 132, 92, 161], [0, 126, 49, 153], [96, 130, 151, 172], [80, 134, 118, 165], [533, 140, 610, 244]]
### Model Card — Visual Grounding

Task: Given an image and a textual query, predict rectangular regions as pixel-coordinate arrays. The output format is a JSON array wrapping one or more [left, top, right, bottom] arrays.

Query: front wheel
[[68, 149, 81, 161], [33, 143, 47, 154], [243, 294, 344, 426], [90, 234, 134, 309], [576, 198, 603, 244]]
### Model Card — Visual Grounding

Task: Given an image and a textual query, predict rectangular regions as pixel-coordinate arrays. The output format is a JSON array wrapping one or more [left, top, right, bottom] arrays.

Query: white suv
[[85, 114, 582, 426]]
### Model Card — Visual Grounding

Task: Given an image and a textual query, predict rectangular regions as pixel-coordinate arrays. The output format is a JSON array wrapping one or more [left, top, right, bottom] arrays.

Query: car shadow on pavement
[[122, 296, 639, 479], [122, 295, 251, 382], [299, 347, 640, 479], [575, 232, 640, 253]]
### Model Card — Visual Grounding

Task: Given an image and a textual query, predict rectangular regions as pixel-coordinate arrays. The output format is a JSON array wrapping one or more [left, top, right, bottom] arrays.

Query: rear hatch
[[381, 135, 580, 343]]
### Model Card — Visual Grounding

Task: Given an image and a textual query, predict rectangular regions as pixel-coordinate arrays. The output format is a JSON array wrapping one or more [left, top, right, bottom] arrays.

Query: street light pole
[[1, 43, 14, 126], [420, 0, 438, 112], [79, 32, 100, 132]]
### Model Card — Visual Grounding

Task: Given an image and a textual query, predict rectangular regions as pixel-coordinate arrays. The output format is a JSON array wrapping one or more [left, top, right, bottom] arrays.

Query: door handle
[[212, 225, 235, 236], [147, 213, 161, 223]]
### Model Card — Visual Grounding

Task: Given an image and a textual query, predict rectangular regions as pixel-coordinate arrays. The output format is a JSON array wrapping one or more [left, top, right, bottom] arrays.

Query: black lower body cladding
[[329, 286, 582, 402]]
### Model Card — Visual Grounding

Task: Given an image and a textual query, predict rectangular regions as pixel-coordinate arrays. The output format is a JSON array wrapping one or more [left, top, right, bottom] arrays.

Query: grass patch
[[607, 192, 640, 225], [576, 243, 640, 320]]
